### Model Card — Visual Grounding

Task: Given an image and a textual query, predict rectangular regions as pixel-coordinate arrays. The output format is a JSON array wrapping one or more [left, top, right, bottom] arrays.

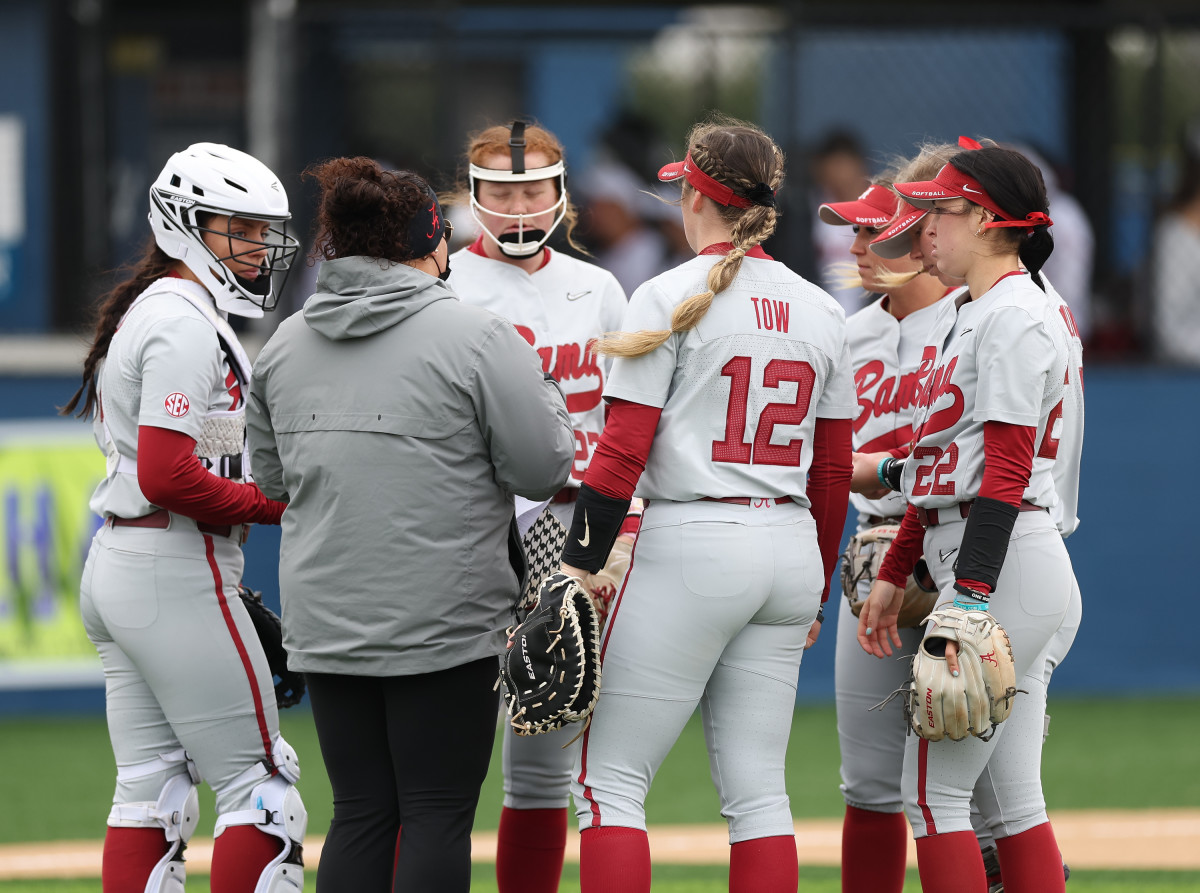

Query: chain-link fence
[[44, 2, 1200, 363]]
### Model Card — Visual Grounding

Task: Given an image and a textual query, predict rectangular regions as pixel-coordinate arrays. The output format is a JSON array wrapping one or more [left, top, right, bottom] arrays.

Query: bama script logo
[[913, 352, 965, 440], [853, 349, 937, 434], [514, 326, 603, 412]]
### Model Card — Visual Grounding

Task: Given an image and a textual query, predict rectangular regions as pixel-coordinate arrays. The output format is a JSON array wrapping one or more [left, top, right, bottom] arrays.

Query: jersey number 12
[[712, 356, 815, 466]]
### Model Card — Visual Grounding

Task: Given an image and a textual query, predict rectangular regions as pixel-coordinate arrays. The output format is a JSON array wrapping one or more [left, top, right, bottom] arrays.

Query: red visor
[[869, 200, 927, 259], [818, 184, 898, 227], [893, 163, 1053, 231], [658, 153, 757, 209]]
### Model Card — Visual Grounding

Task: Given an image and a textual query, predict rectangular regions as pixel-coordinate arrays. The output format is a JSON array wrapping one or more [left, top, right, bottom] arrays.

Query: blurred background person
[[246, 158, 576, 893], [1010, 142, 1096, 343], [577, 159, 670, 297], [810, 130, 873, 316], [1151, 120, 1200, 366]]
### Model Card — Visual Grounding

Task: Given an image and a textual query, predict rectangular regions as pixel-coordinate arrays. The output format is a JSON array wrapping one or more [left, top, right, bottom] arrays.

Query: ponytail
[[594, 118, 784, 359], [60, 238, 177, 418], [1019, 228, 1054, 292]]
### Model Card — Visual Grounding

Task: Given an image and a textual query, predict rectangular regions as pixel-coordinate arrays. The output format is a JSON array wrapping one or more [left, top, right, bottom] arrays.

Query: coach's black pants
[[306, 658, 499, 892]]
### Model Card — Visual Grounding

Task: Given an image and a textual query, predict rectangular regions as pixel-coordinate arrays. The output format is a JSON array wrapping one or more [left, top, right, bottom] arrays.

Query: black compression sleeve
[[953, 496, 1020, 592], [561, 483, 631, 573]]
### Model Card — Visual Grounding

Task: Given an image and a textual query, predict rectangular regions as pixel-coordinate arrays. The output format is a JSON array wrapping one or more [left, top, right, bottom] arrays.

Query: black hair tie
[[744, 182, 777, 208]]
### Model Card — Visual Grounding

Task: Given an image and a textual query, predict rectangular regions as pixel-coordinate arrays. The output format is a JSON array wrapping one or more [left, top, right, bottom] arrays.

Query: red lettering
[[762, 300, 775, 331], [853, 360, 885, 433], [1037, 399, 1063, 459], [772, 300, 790, 334], [750, 296, 762, 329], [1058, 305, 1080, 340]]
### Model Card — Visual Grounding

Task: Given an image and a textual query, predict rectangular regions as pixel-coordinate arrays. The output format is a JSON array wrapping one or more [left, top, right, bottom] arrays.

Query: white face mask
[[468, 161, 568, 258]]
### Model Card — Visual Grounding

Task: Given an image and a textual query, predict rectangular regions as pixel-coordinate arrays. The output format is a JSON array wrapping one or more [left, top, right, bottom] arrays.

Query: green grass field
[[1, 696, 1198, 891], [2, 866, 1200, 893]]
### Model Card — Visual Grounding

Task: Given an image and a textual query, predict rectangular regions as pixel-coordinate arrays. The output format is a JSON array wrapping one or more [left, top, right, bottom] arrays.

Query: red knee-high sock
[[496, 807, 568, 893], [730, 835, 798, 893], [102, 827, 170, 892], [995, 823, 1066, 893], [210, 825, 284, 893], [915, 830, 988, 893], [841, 805, 908, 893], [579, 826, 651, 893]]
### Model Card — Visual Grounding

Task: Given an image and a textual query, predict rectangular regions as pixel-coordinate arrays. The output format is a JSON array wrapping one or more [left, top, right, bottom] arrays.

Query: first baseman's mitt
[[900, 606, 1018, 741], [499, 573, 602, 737], [518, 508, 569, 620], [840, 524, 940, 628], [237, 583, 306, 709]]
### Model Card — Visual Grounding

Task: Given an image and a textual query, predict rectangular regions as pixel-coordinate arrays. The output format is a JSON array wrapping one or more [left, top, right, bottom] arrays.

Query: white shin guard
[[215, 738, 307, 893], [108, 770, 201, 893]]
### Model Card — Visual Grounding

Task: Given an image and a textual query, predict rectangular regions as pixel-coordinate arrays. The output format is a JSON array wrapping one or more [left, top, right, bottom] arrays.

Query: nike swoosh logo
[[960, 328, 973, 336], [683, 161, 693, 172], [566, 290, 591, 301], [578, 511, 590, 548], [939, 547, 958, 562], [962, 185, 982, 195]]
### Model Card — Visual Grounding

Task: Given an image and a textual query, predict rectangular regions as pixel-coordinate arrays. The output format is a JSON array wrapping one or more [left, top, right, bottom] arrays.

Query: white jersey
[[605, 252, 856, 504], [449, 246, 627, 484], [900, 273, 1069, 511], [1042, 276, 1085, 537], [90, 278, 250, 519], [846, 293, 952, 520]]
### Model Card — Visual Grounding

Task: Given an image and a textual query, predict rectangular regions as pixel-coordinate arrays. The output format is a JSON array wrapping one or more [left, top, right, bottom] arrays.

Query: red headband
[[658, 153, 768, 209]]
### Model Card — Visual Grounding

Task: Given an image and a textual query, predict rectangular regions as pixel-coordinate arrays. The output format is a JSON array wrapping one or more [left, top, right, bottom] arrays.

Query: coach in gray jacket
[[246, 158, 574, 893]]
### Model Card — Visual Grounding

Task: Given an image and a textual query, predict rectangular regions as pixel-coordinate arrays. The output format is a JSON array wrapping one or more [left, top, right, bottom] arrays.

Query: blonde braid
[[594, 125, 784, 359]]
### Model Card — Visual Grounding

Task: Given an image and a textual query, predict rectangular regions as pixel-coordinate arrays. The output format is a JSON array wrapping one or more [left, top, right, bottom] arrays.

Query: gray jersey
[[605, 254, 856, 503], [901, 273, 1069, 510]]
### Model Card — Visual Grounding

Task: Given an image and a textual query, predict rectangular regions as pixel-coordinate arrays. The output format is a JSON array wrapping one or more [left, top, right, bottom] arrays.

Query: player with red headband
[[560, 115, 855, 893], [857, 143, 1082, 893], [818, 144, 962, 893]]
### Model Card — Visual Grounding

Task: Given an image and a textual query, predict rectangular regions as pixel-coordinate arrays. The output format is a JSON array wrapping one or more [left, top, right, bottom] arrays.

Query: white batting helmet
[[148, 143, 299, 317]]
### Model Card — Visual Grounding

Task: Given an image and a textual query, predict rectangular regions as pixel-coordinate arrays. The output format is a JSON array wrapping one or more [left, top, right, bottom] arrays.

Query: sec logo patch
[[164, 392, 191, 417]]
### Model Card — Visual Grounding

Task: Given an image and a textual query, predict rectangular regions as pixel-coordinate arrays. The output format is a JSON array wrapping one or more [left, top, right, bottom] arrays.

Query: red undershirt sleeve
[[877, 504, 924, 587], [979, 420, 1037, 506], [137, 425, 285, 525], [808, 417, 852, 602], [581, 398, 661, 501]]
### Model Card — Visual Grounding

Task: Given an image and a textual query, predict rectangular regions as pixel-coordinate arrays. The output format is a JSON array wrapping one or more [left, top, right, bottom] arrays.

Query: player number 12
[[712, 356, 815, 466]]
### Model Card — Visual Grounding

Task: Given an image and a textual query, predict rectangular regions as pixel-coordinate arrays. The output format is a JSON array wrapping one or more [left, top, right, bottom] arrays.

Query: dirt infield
[[1, 809, 1197, 879]]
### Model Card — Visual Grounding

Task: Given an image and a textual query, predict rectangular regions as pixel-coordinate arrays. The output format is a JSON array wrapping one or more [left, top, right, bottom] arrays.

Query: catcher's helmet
[[148, 143, 299, 317], [469, 121, 567, 258]]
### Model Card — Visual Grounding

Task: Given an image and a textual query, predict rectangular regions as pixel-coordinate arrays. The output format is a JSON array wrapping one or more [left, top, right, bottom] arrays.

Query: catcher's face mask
[[469, 121, 567, 258]]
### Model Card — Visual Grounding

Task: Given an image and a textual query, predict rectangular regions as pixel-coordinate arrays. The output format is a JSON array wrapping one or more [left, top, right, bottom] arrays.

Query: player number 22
[[712, 356, 815, 466]]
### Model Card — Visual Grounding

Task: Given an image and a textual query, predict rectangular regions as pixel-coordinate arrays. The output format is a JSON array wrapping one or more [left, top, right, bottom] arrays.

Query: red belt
[[109, 508, 233, 538], [699, 496, 794, 506], [551, 488, 579, 504], [916, 499, 1044, 528]]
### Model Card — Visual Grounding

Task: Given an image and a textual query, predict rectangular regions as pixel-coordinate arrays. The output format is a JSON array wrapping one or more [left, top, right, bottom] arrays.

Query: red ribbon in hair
[[958, 136, 984, 150], [984, 211, 1054, 230]]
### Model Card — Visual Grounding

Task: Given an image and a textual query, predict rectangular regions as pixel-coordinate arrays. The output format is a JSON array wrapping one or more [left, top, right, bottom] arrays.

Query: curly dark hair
[[304, 157, 436, 263]]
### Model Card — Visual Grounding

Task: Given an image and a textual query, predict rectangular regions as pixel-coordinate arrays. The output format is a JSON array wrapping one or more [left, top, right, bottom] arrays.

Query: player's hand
[[805, 619, 822, 650], [851, 451, 892, 499], [945, 639, 960, 677], [857, 579, 905, 658], [560, 562, 591, 581]]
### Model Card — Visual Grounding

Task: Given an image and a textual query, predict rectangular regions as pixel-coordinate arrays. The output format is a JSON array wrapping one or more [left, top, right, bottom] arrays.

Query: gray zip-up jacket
[[247, 256, 575, 676]]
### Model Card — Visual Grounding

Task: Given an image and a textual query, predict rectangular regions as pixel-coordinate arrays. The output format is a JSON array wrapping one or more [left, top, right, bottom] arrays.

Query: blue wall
[[3, 366, 1198, 712], [0, 0, 50, 331]]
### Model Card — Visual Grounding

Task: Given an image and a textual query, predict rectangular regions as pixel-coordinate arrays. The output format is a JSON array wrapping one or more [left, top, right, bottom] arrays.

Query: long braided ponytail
[[594, 117, 785, 358]]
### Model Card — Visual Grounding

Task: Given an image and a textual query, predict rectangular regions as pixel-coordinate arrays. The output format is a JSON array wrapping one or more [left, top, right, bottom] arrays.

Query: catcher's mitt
[[840, 524, 940, 628], [499, 573, 602, 737], [898, 606, 1018, 741], [517, 507, 569, 620], [237, 583, 306, 709]]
